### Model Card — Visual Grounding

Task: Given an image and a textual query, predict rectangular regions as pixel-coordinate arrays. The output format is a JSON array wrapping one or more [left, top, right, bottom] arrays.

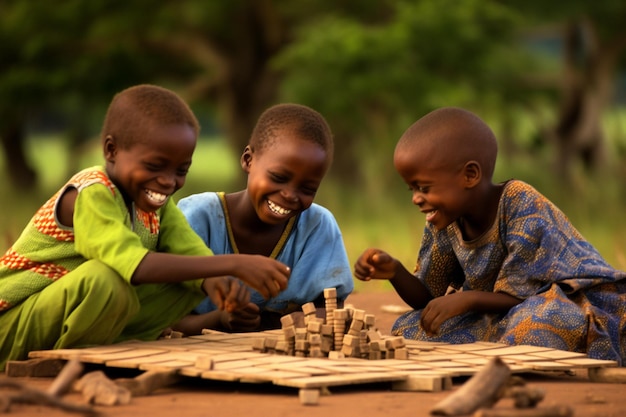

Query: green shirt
[[0, 166, 210, 311]]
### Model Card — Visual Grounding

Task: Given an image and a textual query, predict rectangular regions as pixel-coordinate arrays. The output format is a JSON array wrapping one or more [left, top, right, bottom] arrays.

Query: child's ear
[[103, 135, 117, 162], [463, 161, 481, 188], [240, 145, 253, 172]]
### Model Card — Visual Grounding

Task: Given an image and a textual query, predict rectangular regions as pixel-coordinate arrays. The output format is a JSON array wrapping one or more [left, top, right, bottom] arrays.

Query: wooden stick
[[473, 405, 574, 417], [0, 378, 95, 415], [47, 358, 84, 397], [430, 356, 511, 416], [115, 370, 182, 397], [588, 367, 626, 383]]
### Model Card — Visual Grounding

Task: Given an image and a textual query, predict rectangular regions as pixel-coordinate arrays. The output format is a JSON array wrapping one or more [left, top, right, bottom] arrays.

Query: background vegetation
[[2, 0, 625, 286]]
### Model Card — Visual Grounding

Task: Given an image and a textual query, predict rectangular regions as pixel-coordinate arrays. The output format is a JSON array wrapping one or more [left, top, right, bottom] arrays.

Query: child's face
[[105, 123, 196, 212], [243, 134, 329, 225], [394, 146, 470, 231]]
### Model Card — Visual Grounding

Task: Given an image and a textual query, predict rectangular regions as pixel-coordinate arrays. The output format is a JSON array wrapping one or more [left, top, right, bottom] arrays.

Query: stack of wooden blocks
[[252, 287, 408, 360]]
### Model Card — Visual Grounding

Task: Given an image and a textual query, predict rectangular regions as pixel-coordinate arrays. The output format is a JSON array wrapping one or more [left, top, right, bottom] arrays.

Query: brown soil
[[2, 289, 625, 417]]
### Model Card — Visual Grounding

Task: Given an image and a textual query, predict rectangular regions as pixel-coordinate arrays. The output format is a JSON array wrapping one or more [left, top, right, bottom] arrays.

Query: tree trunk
[[554, 18, 623, 183]]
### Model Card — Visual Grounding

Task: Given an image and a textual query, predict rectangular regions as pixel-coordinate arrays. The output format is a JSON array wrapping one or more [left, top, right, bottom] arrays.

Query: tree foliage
[[1, 0, 624, 189]]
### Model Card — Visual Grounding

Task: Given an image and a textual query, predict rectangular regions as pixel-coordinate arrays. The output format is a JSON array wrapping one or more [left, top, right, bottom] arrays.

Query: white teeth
[[425, 210, 437, 222], [146, 189, 167, 204], [267, 200, 291, 215]]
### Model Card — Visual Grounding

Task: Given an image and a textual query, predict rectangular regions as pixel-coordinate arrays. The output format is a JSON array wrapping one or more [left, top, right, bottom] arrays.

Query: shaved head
[[395, 107, 497, 179]]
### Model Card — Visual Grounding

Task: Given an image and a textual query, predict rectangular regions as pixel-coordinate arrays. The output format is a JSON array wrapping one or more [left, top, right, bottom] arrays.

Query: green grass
[[2, 133, 625, 291]]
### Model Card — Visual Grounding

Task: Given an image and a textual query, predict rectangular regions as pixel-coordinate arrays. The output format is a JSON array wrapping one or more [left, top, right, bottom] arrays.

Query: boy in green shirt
[[0, 84, 290, 370]]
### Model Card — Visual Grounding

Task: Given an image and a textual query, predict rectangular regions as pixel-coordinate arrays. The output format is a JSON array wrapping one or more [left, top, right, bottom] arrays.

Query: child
[[173, 103, 354, 334], [0, 85, 290, 370], [354, 107, 626, 364]]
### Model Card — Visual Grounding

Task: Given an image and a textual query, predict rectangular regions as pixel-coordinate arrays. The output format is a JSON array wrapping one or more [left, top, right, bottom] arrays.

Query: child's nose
[[158, 172, 177, 188], [281, 187, 298, 202], [412, 192, 425, 206]]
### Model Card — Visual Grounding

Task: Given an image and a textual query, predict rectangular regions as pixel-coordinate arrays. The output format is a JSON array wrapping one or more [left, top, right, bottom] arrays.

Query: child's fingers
[[224, 280, 250, 312], [371, 251, 392, 265]]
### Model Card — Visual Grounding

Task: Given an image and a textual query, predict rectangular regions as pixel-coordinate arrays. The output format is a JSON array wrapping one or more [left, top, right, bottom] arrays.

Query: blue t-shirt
[[178, 192, 354, 314]]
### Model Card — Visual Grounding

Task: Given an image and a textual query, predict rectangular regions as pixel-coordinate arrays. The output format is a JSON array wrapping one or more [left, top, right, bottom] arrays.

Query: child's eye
[[410, 185, 428, 193], [301, 187, 317, 196], [270, 173, 288, 183]]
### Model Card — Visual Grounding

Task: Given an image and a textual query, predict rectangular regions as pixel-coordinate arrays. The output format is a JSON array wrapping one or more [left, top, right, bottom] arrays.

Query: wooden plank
[[470, 345, 553, 356], [531, 350, 587, 360], [28, 345, 136, 360], [274, 371, 410, 388], [107, 351, 205, 368], [526, 361, 579, 371], [557, 358, 618, 368], [79, 348, 166, 364]]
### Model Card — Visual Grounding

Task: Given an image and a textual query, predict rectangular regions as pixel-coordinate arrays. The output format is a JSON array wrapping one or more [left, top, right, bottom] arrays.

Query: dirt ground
[[2, 289, 626, 417]]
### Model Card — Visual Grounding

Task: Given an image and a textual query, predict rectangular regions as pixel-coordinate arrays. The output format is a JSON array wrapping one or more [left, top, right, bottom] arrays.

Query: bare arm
[[421, 290, 522, 335], [132, 252, 289, 300], [354, 248, 433, 309], [387, 260, 433, 309]]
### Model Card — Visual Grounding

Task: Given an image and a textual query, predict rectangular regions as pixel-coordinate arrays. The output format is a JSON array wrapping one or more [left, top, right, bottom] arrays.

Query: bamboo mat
[[26, 330, 617, 393]]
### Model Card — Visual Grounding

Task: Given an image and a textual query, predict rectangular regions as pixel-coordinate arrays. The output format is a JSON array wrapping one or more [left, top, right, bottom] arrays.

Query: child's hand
[[420, 292, 473, 336], [220, 302, 261, 332], [234, 255, 290, 299], [203, 276, 251, 312], [353, 248, 397, 281]]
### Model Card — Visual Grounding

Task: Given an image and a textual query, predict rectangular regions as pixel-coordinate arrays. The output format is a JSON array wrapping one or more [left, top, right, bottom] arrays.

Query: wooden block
[[394, 348, 409, 360], [392, 374, 445, 392], [252, 338, 266, 351], [364, 314, 376, 327], [323, 288, 337, 299], [264, 338, 277, 350], [333, 309, 348, 320], [343, 334, 359, 347], [321, 337, 333, 353], [282, 325, 296, 339], [309, 347, 325, 358], [302, 302, 317, 316], [195, 355, 214, 370], [349, 319, 364, 332], [295, 340, 310, 351], [589, 367, 626, 383], [299, 388, 320, 405], [367, 330, 382, 341], [307, 320, 322, 333], [385, 337, 406, 350], [321, 324, 334, 336], [295, 328, 308, 340], [5, 358, 66, 377], [369, 351, 383, 360], [280, 314, 295, 327], [328, 351, 345, 360], [352, 309, 366, 321]]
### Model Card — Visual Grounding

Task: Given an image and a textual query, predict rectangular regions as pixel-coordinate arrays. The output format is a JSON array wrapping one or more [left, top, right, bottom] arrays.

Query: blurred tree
[[0, 0, 199, 187], [275, 0, 528, 183], [1, 0, 623, 189], [507, 0, 626, 182]]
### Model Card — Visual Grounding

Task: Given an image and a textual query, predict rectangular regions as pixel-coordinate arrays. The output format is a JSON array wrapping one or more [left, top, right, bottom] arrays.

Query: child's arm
[[132, 252, 289, 300], [420, 290, 521, 336], [354, 248, 432, 309]]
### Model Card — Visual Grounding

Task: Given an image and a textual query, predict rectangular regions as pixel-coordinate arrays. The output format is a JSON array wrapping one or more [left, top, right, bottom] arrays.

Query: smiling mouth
[[267, 200, 292, 215], [145, 189, 168, 204], [425, 210, 438, 222]]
